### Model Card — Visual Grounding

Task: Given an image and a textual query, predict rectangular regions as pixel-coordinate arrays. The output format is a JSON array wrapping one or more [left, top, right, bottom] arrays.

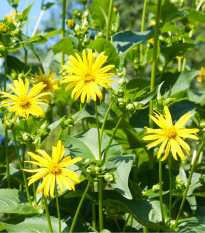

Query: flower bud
[[126, 103, 134, 112], [104, 173, 115, 183], [117, 98, 125, 108], [152, 184, 160, 192], [73, 10, 81, 17], [67, 19, 75, 29], [200, 120, 205, 129], [118, 78, 126, 86], [117, 88, 124, 97], [22, 132, 32, 142]]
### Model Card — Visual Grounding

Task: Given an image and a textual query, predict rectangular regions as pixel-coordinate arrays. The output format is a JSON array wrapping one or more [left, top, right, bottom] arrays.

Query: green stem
[[69, 180, 91, 233], [148, 0, 162, 169], [99, 100, 114, 146], [4, 50, 10, 188], [98, 178, 104, 232], [44, 195, 53, 233], [5, 129, 10, 188], [168, 155, 172, 227], [61, 0, 66, 66], [13, 130, 32, 206], [103, 114, 124, 163], [95, 101, 101, 160], [122, 214, 130, 233], [173, 142, 205, 229], [106, 0, 114, 41], [55, 184, 61, 233], [178, 57, 182, 72], [91, 183, 96, 229], [114, 219, 121, 232], [159, 159, 165, 224], [140, 0, 148, 63], [24, 0, 29, 64]]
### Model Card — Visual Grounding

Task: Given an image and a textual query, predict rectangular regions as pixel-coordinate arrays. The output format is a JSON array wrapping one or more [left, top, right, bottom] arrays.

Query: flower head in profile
[[0, 78, 50, 120], [143, 106, 199, 161], [24, 140, 82, 197], [61, 49, 115, 103], [197, 67, 205, 82], [29, 67, 60, 98]]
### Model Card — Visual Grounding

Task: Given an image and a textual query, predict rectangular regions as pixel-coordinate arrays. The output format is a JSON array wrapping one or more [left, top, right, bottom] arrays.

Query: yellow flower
[[0, 23, 7, 33], [61, 49, 115, 103], [148, 38, 154, 46], [197, 67, 205, 82], [113, 6, 117, 12], [176, 56, 184, 60], [143, 106, 199, 161], [29, 67, 60, 96], [0, 78, 50, 120], [24, 140, 82, 197], [5, 10, 18, 24]]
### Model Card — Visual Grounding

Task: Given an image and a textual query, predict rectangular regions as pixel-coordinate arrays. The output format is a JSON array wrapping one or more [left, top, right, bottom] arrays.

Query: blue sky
[[0, 0, 57, 36]]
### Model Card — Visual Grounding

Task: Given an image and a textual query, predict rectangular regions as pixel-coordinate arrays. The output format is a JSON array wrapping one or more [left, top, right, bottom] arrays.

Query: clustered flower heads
[[24, 140, 82, 197], [143, 106, 199, 161]]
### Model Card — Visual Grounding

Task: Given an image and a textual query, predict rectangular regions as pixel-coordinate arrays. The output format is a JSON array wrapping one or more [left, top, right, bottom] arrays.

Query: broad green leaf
[[88, 38, 119, 68], [162, 43, 195, 64], [187, 9, 205, 24], [113, 30, 152, 65], [90, 0, 109, 30], [161, 71, 200, 95], [7, 55, 30, 73], [42, 0, 61, 10], [21, 4, 33, 21], [186, 196, 197, 214], [64, 128, 122, 161], [175, 216, 205, 232], [106, 154, 135, 199], [42, 47, 54, 74], [0, 189, 40, 214], [1, 215, 68, 233], [53, 37, 74, 55]]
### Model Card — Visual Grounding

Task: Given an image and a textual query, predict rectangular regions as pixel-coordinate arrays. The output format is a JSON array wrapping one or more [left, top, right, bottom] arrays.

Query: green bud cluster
[[86, 164, 102, 178], [2, 113, 16, 130], [37, 121, 50, 137], [175, 175, 185, 192], [199, 174, 205, 184], [152, 184, 160, 192]]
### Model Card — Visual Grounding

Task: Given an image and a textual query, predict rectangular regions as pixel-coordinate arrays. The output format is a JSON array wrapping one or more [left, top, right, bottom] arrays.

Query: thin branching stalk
[[106, 0, 114, 41], [140, 0, 148, 63], [91, 182, 96, 229], [61, 0, 66, 66], [173, 142, 205, 229], [32, 10, 44, 37], [44, 195, 53, 233], [177, 57, 182, 72], [4, 49, 10, 188], [55, 184, 61, 233], [13, 130, 32, 206], [148, 0, 162, 169], [69, 180, 91, 233], [159, 159, 165, 224], [168, 155, 172, 227]]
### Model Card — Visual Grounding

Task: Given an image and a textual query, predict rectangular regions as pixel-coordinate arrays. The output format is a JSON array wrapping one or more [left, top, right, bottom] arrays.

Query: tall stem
[[173, 142, 204, 229], [55, 184, 61, 233], [168, 155, 172, 226], [140, 0, 148, 63], [148, 0, 162, 169], [91, 183, 96, 229], [24, 0, 29, 64], [13, 130, 32, 205], [159, 159, 165, 224], [44, 196, 53, 233], [94, 101, 104, 231], [177, 57, 182, 72], [106, 0, 114, 41], [99, 100, 114, 146], [4, 49, 10, 188], [98, 178, 103, 232], [32, 10, 44, 37], [69, 180, 91, 233], [61, 0, 66, 66], [95, 101, 101, 160]]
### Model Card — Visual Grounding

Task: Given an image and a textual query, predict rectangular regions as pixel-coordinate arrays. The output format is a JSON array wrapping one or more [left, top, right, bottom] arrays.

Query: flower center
[[18, 96, 31, 109], [49, 162, 62, 175], [84, 73, 95, 82], [166, 126, 177, 139]]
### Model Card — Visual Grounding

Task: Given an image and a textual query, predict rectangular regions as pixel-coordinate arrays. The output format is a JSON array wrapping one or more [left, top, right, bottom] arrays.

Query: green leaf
[[161, 70, 200, 95], [186, 196, 197, 214], [162, 43, 195, 64], [187, 9, 205, 24], [88, 38, 119, 68], [0, 189, 40, 214], [113, 30, 152, 65], [175, 216, 205, 232], [1, 215, 68, 233], [7, 55, 30, 73], [90, 0, 109, 30], [42, 0, 61, 10], [64, 128, 122, 161], [106, 154, 135, 199], [53, 37, 74, 56], [21, 3, 33, 21], [42, 47, 54, 74]]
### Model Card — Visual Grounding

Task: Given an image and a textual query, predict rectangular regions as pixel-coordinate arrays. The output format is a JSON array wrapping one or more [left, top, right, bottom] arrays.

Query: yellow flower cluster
[[0, 23, 7, 33], [197, 67, 205, 82]]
